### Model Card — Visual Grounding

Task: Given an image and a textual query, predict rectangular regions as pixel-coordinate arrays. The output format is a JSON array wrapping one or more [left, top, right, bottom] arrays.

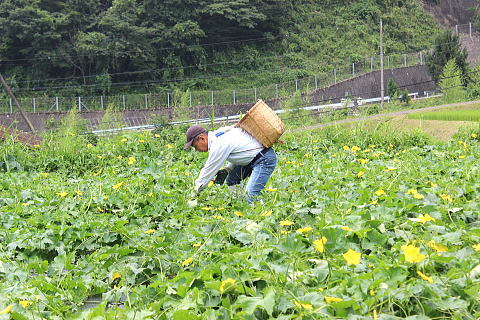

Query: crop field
[[0, 123, 480, 319], [408, 108, 480, 122]]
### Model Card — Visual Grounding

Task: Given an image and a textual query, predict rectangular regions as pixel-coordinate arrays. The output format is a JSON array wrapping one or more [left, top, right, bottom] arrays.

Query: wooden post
[[0, 72, 36, 132]]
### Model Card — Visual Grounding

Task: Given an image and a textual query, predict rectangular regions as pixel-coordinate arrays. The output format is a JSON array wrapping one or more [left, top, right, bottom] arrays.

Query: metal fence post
[[189, 91, 192, 107], [420, 51, 423, 65], [275, 84, 278, 99], [254, 88, 257, 100], [371, 56, 373, 71], [122, 95, 126, 110], [334, 69, 337, 83], [101, 96, 104, 110], [314, 75, 318, 89], [455, 24, 458, 35], [9, 98, 12, 113], [78, 97, 81, 111], [295, 80, 298, 92], [387, 56, 390, 69], [56, 97, 59, 111], [233, 90, 236, 104], [404, 54, 407, 67], [144, 94, 148, 109], [167, 93, 170, 107], [32, 97, 36, 112], [352, 63, 355, 76]]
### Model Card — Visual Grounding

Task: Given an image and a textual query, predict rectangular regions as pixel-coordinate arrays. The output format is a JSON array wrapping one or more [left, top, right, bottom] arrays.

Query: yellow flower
[[33, 144, 41, 148], [417, 271, 433, 283], [111, 272, 121, 281], [265, 188, 277, 192], [112, 181, 124, 190], [357, 158, 369, 164], [192, 243, 201, 247], [351, 146, 361, 152], [406, 189, 418, 195], [427, 240, 448, 253], [279, 220, 294, 226], [207, 181, 214, 187], [87, 143, 93, 148], [56, 192, 68, 197], [280, 230, 290, 235], [369, 289, 375, 296], [212, 215, 224, 220], [234, 211, 243, 217], [0, 304, 13, 314], [343, 249, 361, 265], [413, 193, 424, 200], [139, 139, 145, 143], [184, 171, 192, 176], [401, 244, 425, 263], [471, 133, 477, 139], [148, 192, 154, 197], [369, 200, 378, 205], [340, 226, 353, 232], [324, 296, 343, 304], [201, 207, 212, 211], [370, 144, 377, 149], [296, 227, 313, 234], [261, 210, 272, 217], [166, 144, 173, 149], [363, 148, 371, 153], [19, 300, 32, 308], [128, 157, 136, 165], [384, 167, 396, 172], [121, 138, 128, 142], [182, 257, 193, 267], [343, 146, 350, 151], [155, 134, 160, 138], [439, 194, 453, 202], [219, 278, 236, 294], [375, 189, 385, 196], [458, 155, 465, 159], [40, 172, 49, 177], [313, 237, 327, 253], [97, 155, 103, 159], [411, 214, 435, 224], [472, 243, 480, 251], [357, 171, 365, 178], [294, 301, 313, 310], [427, 181, 437, 188], [144, 229, 155, 234], [75, 190, 83, 196]]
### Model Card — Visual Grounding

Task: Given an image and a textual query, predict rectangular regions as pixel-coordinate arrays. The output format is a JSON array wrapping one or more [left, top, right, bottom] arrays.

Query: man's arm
[[194, 143, 234, 193]]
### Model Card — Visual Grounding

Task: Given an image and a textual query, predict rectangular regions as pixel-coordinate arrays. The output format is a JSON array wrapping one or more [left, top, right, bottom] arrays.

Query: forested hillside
[[0, 0, 441, 97]]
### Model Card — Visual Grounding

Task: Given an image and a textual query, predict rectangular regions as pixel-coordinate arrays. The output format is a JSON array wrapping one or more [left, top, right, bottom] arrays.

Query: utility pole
[[380, 18, 385, 110], [0, 72, 36, 132]]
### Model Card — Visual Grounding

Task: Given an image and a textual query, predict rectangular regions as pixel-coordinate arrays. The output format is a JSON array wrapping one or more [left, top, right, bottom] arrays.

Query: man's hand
[[214, 168, 230, 185]]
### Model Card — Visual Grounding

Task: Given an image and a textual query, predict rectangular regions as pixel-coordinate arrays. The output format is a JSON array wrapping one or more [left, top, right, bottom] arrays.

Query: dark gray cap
[[184, 125, 207, 149]]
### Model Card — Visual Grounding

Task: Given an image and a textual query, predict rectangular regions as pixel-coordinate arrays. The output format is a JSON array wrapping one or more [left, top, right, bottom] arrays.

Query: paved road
[[293, 100, 480, 132]]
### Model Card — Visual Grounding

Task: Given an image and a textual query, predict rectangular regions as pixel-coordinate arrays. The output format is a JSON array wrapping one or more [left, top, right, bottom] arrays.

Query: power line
[[0, 35, 284, 65]]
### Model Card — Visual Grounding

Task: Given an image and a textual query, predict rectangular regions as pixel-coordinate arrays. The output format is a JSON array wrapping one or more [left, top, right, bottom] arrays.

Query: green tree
[[466, 65, 480, 99], [439, 59, 466, 104], [426, 31, 468, 85]]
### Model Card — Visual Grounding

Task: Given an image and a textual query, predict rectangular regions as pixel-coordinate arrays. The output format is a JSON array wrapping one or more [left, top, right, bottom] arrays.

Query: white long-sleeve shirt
[[195, 126, 263, 192]]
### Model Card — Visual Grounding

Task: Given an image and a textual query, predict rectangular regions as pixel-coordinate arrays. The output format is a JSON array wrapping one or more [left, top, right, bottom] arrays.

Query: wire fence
[[0, 51, 428, 113]]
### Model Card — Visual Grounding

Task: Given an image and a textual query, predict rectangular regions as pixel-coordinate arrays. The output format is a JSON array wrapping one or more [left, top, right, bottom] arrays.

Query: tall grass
[[408, 109, 480, 122]]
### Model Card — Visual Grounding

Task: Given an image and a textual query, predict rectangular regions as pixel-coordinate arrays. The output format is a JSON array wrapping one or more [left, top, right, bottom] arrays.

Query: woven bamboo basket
[[237, 99, 285, 148]]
